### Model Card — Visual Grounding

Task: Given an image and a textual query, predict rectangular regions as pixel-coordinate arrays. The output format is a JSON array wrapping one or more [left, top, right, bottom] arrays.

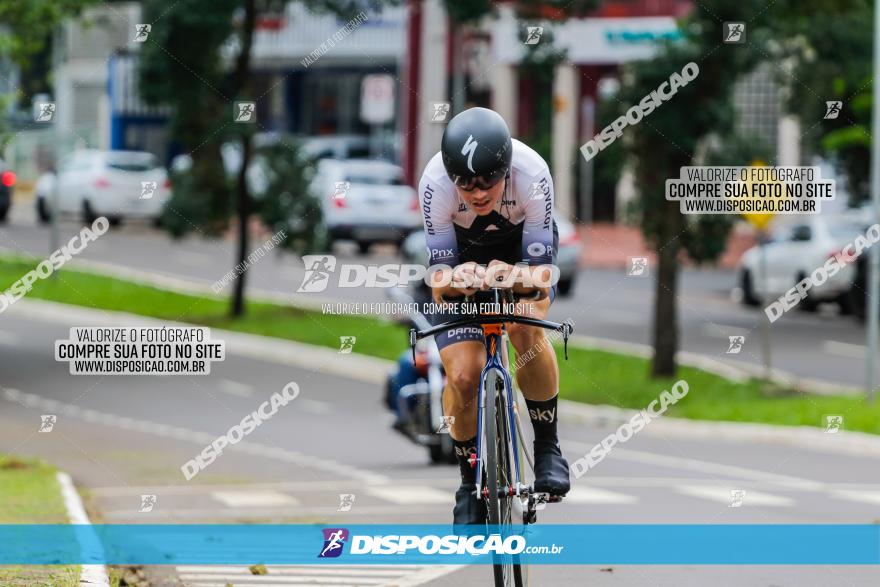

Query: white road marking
[[823, 340, 865, 359], [88, 478, 459, 497], [57, 472, 110, 587], [299, 399, 332, 414], [177, 566, 415, 575], [675, 485, 794, 506], [175, 564, 464, 587], [563, 441, 826, 491], [702, 323, 750, 337], [181, 580, 369, 586], [565, 486, 637, 504], [210, 490, 299, 507], [830, 490, 880, 505], [217, 379, 254, 397], [2, 387, 389, 485], [365, 485, 451, 505]]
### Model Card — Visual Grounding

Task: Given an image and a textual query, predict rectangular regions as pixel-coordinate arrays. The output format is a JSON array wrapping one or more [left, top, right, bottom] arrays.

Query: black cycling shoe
[[453, 484, 487, 525], [533, 439, 570, 496]]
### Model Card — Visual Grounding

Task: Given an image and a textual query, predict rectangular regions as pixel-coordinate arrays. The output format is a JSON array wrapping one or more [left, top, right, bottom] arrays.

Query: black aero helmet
[[441, 107, 512, 190]]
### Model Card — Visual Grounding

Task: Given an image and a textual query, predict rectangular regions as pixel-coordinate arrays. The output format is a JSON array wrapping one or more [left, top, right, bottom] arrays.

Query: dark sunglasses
[[449, 167, 508, 191]]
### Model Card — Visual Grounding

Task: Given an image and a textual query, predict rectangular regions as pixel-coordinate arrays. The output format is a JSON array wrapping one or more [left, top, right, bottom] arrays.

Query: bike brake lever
[[409, 328, 417, 363], [561, 322, 573, 360]]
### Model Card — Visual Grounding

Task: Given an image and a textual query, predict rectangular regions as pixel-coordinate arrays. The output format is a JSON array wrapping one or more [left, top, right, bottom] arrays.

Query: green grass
[[2, 254, 878, 434], [0, 455, 79, 586], [556, 346, 880, 434], [0, 256, 404, 361]]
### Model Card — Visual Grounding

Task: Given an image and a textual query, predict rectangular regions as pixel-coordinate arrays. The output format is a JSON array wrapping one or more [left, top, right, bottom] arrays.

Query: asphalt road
[[1, 301, 879, 586], [0, 217, 874, 390]]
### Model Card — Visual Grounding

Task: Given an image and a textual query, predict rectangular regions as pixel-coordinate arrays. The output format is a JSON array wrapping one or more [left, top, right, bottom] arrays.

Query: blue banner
[[0, 525, 877, 565]]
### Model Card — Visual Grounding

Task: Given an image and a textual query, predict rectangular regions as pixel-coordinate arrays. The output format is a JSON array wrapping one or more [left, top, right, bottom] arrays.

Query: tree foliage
[[0, 0, 94, 65], [442, 0, 598, 23], [617, 0, 859, 375], [780, 0, 872, 203]]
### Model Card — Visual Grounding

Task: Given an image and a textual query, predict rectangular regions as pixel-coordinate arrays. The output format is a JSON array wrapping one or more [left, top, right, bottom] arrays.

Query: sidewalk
[[580, 222, 757, 269]]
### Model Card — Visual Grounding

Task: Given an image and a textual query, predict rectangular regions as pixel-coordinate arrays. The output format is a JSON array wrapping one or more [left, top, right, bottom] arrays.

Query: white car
[[36, 150, 170, 225], [738, 216, 864, 311], [314, 159, 421, 254]]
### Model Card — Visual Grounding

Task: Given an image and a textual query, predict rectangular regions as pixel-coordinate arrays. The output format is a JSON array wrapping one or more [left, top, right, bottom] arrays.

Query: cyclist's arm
[[515, 169, 557, 297], [417, 175, 469, 300]]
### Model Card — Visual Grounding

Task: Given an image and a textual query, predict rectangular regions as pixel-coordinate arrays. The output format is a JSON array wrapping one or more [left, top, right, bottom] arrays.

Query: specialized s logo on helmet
[[461, 135, 478, 173]]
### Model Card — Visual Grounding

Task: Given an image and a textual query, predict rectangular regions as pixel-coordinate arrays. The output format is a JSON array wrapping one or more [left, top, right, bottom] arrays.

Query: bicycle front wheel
[[484, 370, 527, 587]]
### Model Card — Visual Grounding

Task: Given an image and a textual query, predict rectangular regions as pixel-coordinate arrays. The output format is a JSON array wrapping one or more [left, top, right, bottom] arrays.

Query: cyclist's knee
[[448, 365, 481, 397], [508, 323, 544, 353]]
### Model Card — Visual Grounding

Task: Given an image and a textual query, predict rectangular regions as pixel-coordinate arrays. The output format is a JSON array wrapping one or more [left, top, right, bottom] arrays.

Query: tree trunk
[[229, 0, 257, 317], [651, 199, 682, 377], [231, 135, 252, 317]]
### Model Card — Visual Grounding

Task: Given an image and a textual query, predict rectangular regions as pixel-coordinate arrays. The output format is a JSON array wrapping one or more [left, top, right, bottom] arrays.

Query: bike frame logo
[[318, 528, 349, 558]]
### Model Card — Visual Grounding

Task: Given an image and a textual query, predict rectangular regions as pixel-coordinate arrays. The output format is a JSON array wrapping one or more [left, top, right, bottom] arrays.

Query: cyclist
[[417, 107, 570, 524]]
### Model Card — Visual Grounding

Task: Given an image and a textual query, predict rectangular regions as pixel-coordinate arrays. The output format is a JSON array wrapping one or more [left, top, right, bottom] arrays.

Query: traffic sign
[[741, 159, 777, 231], [360, 74, 394, 125]]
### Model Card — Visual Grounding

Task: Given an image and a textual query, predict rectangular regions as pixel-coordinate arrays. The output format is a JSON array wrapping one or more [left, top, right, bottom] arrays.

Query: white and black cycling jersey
[[418, 139, 556, 267]]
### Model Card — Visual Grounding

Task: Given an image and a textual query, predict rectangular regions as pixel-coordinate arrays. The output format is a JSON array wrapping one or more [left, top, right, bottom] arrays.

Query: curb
[[5, 251, 854, 396], [558, 399, 880, 459], [10, 298, 878, 459], [12, 298, 395, 385], [571, 334, 859, 396], [56, 472, 110, 587]]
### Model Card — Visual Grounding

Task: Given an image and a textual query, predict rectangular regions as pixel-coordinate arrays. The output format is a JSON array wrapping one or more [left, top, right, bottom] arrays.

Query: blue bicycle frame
[[474, 325, 522, 500]]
